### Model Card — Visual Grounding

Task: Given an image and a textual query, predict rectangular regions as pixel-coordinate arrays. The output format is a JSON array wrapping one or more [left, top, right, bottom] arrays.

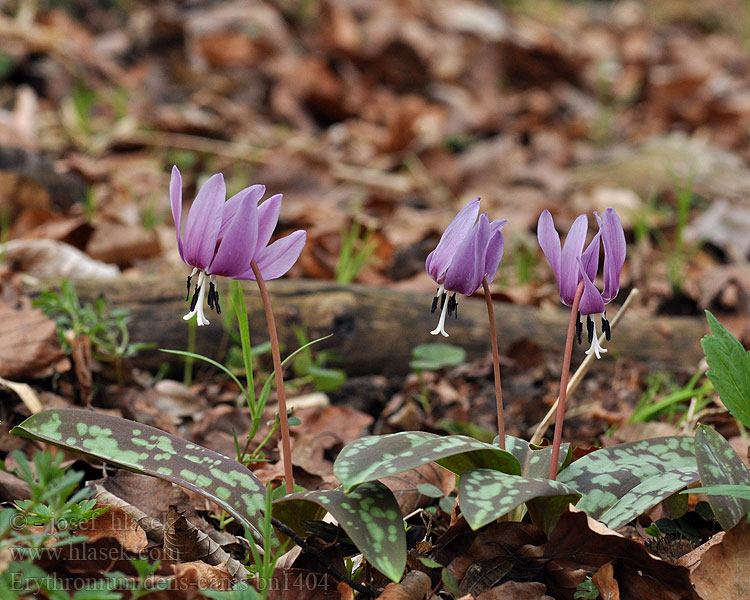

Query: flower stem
[[482, 276, 505, 450], [549, 279, 585, 480], [250, 259, 294, 494]]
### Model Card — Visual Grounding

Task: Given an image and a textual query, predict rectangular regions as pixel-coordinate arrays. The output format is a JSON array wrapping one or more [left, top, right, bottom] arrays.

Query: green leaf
[[702, 310, 750, 428], [334, 432, 520, 492], [305, 365, 347, 392], [410, 343, 466, 371], [504, 435, 569, 478], [11, 409, 266, 536], [416, 483, 443, 498], [694, 424, 750, 530], [684, 485, 750, 499], [557, 436, 698, 530], [274, 482, 406, 582], [459, 469, 579, 530]]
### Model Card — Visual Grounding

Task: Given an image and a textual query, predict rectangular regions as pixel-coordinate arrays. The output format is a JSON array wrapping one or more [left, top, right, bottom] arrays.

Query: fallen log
[[60, 277, 707, 375]]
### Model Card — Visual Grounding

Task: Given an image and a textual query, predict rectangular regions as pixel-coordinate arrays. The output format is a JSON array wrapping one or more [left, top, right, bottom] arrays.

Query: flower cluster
[[425, 199, 507, 337], [170, 166, 306, 325], [537, 208, 626, 358]]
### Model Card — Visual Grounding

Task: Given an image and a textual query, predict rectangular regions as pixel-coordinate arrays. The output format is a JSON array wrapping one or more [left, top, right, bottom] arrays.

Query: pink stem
[[251, 259, 294, 494], [549, 280, 585, 480], [482, 277, 505, 450]]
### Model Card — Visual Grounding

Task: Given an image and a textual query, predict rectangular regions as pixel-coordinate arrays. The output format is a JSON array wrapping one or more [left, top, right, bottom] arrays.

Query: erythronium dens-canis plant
[[537, 208, 626, 479], [425, 198, 508, 445], [170, 166, 306, 493]]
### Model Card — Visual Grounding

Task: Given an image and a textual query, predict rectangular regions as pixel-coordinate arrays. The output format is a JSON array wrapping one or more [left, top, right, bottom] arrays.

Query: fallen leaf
[[375, 570, 431, 599], [691, 516, 750, 599], [477, 581, 554, 600], [0, 375, 42, 413], [2, 238, 120, 279], [592, 562, 620, 600], [170, 561, 234, 592], [0, 303, 69, 378], [75, 504, 148, 553]]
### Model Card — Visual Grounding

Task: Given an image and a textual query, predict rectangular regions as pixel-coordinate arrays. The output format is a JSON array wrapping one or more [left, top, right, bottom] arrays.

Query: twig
[[270, 517, 378, 598], [530, 288, 641, 446]]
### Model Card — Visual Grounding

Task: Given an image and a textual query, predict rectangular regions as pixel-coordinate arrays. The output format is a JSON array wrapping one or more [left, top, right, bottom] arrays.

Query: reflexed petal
[[600, 208, 626, 302], [256, 194, 283, 254], [559, 214, 588, 304], [482, 219, 507, 285], [580, 230, 601, 283], [444, 213, 488, 295], [577, 257, 606, 315], [208, 193, 259, 277], [537, 210, 562, 285], [182, 173, 226, 270], [170, 166, 184, 261], [426, 198, 480, 282], [243, 230, 306, 280], [218, 185, 265, 240]]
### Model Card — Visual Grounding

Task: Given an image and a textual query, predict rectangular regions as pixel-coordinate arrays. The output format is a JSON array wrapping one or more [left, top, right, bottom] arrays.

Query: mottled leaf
[[459, 468, 579, 530], [557, 436, 698, 530], [274, 482, 406, 582], [11, 409, 265, 535], [702, 311, 750, 428], [334, 432, 520, 492], [686, 485, 750, 499], [503, 435, 569, 478], [694, 424, 750, 530]]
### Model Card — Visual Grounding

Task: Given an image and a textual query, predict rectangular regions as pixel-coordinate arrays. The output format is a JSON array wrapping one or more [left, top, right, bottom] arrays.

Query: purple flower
[[537, 208, 626, 358], [170, 166, 306, 326], [425, 198, 507, 337]]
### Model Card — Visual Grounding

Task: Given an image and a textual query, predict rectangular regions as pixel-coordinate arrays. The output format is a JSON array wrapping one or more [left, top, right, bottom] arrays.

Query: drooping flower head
[[170, 166, 306, 325], [537, 208, 626, 358], [425, 199, 507, 337]]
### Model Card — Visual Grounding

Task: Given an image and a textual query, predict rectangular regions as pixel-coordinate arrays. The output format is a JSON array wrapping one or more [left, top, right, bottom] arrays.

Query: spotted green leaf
[[334, 432, 520, 492], [459, 469, 579, 530], [275, 482, 406, 582], [694, 424, 750, 530], [702, 311, 750, 429], [11, 409, 266, 536], [503, 435, 569, 478], [557, 436, 698, 530]]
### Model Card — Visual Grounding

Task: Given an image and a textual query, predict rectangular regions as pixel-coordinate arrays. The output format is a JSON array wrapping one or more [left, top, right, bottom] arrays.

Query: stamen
[[602, 316, 611, 341], [214, 289, 221, 315], [576, 313, 583, 345], [431, 293, 439, 314], [447, 293, 458, 319], [186, 276, 192, 301], [586, 315, 594, 344], [207, 281, 215, 310], [190, 285, 200, 311]]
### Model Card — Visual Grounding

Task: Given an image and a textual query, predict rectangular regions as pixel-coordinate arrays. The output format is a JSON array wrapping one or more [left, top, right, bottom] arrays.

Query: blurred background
[[2, 0, 750, 325]]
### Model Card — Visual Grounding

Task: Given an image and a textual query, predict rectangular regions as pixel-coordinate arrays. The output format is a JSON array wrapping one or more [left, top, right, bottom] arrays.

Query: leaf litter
[[2, 0, 750, 597]]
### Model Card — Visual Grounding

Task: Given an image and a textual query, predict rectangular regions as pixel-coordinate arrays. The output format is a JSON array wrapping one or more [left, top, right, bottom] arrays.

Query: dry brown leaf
[[86, 221, 161, 267], [477, 581, 554, 600], [1, 239, 120, 279], [592, 562, 620, 600], [171, 561, 234, 592], [381, 462, 446, 514], [76, 504, 148, 553], [691, 517, 750, 599], [268, 567, 341, 600], [0, 303, 69, 378], [375, 570, 431, 600], [0, 375, 42, 413]]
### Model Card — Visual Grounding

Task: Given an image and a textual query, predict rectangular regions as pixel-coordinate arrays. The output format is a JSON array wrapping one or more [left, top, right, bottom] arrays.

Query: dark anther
[[207, 282, 215, 310], [602, 316, 611, 341], [190, 286, 200, 311], [447, 293, 458, 319], [440, 292, 447, 309], [431, 294, 439, 314], [186, 275, 192, 301], [214, 289, 221, 315], [586, 315, 594, 344], [576, 313, 583, 345]]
